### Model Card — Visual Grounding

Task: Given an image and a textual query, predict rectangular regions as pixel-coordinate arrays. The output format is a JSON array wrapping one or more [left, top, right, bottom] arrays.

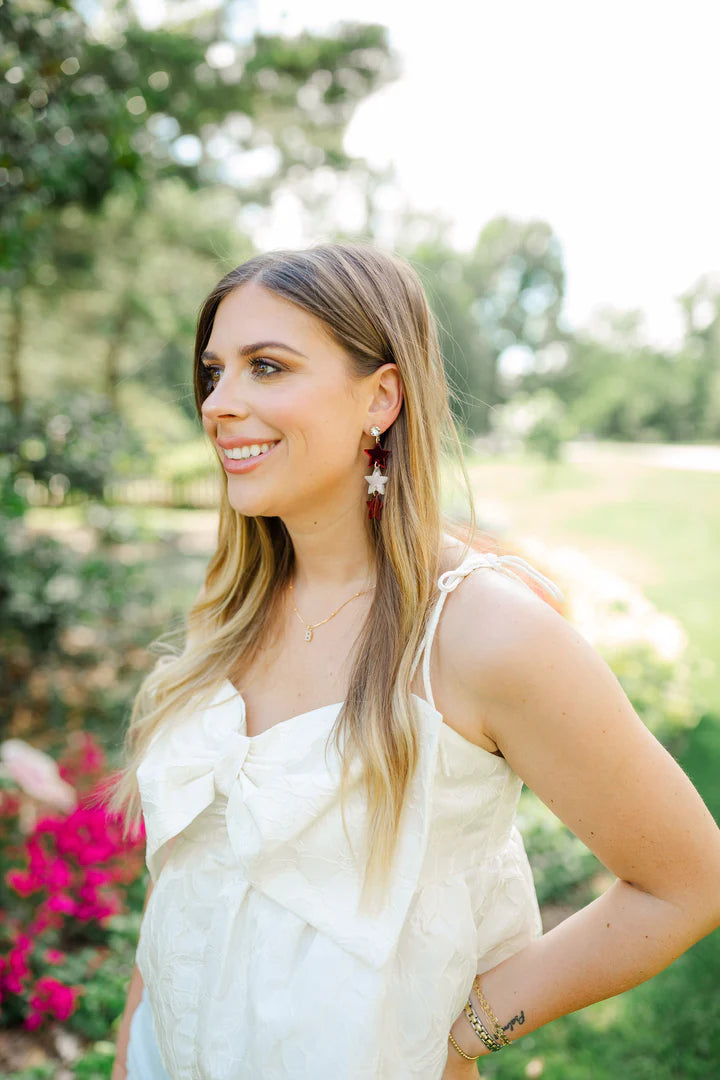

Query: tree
[[1, 0, 397, 410], [406, 217, 567, 435]]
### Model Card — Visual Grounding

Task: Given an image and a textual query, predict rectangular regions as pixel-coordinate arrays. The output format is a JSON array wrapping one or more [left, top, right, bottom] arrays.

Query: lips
[[219, 439, 280, 473]]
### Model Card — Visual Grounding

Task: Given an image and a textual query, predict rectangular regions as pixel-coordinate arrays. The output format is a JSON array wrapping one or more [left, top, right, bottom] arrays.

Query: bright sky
[[136, 0, 720, 350]]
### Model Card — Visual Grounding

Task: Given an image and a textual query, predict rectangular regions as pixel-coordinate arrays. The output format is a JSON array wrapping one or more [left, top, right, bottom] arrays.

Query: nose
[[201, 371, 251, 424]]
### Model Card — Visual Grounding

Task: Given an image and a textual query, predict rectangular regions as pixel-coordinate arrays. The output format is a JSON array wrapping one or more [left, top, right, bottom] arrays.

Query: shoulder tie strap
[[438, 550, 564, 603], [415, 551, 564, 711]]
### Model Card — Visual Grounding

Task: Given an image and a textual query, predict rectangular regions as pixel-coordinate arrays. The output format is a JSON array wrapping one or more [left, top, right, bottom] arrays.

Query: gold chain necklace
[[289, 581, 376, 642]]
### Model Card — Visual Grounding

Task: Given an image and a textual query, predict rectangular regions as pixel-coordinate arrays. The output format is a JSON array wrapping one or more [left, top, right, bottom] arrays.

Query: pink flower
[[47, 892, 76, 914], [12, 933, 32, 956], [0, 739, 78, 812], [43, 948, 67, 964], [3, 936, 33, 993], [6, 868, 40, 897], [46, 856, 71, 889], [27, 975, 79, 1023]]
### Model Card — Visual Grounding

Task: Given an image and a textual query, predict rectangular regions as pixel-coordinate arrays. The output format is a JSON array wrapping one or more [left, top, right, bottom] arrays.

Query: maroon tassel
[[367, 493, 384, 520]]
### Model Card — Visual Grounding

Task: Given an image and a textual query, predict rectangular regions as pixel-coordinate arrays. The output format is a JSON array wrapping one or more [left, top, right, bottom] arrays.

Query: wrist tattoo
[[503, 1010, 525, 1032]]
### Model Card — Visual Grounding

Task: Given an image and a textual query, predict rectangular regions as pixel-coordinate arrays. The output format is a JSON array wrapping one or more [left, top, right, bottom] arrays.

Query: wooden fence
[[103, 475, 220, 509]]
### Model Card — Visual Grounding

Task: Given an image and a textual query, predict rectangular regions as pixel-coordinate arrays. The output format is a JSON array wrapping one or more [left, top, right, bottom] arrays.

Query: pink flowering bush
[[0, 731, 144, 1033]]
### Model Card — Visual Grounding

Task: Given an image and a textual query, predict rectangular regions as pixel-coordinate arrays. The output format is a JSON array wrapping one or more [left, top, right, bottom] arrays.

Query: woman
[[110, 242, 720, 1079]]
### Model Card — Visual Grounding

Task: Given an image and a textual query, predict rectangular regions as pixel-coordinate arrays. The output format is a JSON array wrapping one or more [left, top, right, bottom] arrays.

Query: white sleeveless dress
[[128, 551, 564, 1080]]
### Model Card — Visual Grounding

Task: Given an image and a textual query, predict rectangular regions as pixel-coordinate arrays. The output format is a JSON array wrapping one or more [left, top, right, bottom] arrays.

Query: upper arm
[[446, 570, 720, 917]]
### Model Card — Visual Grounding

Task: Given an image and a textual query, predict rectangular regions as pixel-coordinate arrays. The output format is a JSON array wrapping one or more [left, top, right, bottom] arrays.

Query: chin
[[225, 495, 276, 519], [224, 480, 289, 520]]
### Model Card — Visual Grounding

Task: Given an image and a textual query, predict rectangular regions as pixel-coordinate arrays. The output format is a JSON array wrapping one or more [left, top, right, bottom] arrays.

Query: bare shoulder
[[429, 539, 569, 752], [427, 552, 569, 721], [435, 548, 569, 687], [434, 544, 648, 783]]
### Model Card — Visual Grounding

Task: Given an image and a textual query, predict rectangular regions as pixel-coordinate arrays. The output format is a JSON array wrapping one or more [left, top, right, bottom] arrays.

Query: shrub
[[0, 732, 145, 1034]]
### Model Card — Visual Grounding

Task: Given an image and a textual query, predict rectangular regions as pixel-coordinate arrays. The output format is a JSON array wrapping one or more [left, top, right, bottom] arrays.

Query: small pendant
[[304, 627, 313, 642]]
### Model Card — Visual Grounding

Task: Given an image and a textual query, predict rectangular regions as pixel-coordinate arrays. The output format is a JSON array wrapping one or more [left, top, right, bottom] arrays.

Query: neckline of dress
[[217, 680, 504, 764], [220, 679, 442, 735]]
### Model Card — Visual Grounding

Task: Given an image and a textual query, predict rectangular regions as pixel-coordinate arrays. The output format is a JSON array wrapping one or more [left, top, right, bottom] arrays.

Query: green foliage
[[524, 285, 720, 442], [490, 388, 576, 461], [72, 1043, 116, 1079], [409, 220, 567, 433], [0, 395, 164, 748], [17, 179, 254, 410], [61, 905, 145, 1041], [405, 222, 720, 443], [0, 1068, 54, 1080], [2, 392, 151, 498], [1, 0, 396, 279], [1, 3, 398, 417], [518, 791, 600, 906], [604, 640, 699, 745]]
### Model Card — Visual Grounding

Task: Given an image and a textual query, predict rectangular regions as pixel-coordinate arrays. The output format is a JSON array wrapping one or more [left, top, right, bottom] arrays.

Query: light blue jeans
[[126, 985, 172, 1080]]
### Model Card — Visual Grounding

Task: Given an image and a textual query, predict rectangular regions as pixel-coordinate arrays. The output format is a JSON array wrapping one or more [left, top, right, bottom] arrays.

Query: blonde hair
[[107, 241, 479, 904]]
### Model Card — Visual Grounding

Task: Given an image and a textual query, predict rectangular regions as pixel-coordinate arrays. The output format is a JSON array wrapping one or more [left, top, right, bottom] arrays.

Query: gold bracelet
[[472, 975, 511, 1048], [448, 1031, 480, 1062], [464, 1000, 503, 1053]]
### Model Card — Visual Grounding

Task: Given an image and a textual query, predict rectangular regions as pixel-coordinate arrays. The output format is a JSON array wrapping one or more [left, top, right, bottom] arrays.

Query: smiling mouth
[[222, 441, 279, 460]]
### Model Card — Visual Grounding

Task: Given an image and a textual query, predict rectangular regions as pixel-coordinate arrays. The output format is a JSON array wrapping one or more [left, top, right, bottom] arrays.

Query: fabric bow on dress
[[137, 683, 443, 969]]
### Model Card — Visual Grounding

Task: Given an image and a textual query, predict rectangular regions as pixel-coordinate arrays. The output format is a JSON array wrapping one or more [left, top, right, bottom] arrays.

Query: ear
[[365, 363, 403, 432]]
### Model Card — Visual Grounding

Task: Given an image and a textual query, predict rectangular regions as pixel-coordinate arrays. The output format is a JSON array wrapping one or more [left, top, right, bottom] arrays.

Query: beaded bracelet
[[472, 975, 511, 1048], [447, 1031, 480, 1062]]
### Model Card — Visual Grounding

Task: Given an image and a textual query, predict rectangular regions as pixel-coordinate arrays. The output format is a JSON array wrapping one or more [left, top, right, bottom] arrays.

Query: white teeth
[[223, 442, 274, 460]]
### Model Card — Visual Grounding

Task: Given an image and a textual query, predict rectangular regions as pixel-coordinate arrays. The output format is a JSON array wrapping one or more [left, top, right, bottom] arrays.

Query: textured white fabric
[[133, 551, 563, 1079]]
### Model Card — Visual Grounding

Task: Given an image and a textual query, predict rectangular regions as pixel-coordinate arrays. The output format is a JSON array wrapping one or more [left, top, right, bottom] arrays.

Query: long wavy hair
[[107, 241, 480, 904]]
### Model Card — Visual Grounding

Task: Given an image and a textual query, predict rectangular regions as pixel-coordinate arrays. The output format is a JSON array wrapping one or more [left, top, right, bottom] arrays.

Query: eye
[[199, 356, 281, 394], [199, 364, 222, 397], [249, 357, 280, 379]]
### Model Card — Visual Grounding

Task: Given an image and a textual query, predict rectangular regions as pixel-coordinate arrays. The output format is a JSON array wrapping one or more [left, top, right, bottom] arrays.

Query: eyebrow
[[200, 340, 308, 362]]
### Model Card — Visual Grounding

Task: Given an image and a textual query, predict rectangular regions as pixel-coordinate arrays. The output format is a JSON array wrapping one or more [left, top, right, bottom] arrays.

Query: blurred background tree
[[408, 217, 567, 435], [1, 0, 398, 412]]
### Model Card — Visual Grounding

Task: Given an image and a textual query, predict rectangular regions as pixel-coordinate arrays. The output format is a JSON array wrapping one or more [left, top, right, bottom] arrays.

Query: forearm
[[113, 960, 144, 1075], [453, 878, 719, 1054], [113, 876, 153, 1076]]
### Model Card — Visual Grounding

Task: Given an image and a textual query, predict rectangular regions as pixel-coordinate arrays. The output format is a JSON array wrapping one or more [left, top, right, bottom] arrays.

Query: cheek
[[275, 385, 359, 447]]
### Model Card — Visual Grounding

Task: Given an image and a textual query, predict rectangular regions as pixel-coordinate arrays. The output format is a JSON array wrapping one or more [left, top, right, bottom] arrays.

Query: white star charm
[[365, 467, 388, 496]]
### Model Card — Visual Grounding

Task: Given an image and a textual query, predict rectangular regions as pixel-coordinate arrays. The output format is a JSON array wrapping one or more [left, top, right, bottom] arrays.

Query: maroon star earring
[[364, 425, 390, 520]]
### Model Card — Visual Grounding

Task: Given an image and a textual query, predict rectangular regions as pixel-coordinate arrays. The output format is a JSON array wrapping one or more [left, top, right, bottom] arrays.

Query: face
[[200, 281, 397, 524]]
